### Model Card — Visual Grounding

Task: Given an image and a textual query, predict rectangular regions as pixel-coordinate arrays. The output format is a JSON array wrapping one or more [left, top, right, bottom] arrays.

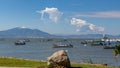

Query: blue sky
[[0, 0, 120, 35]]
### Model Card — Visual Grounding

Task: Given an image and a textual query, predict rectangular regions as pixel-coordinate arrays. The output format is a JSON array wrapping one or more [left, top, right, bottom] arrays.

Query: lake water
[[0, 38, 120, 66]]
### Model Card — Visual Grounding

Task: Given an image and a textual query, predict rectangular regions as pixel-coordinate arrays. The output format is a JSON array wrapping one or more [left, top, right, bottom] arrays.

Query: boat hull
[[53, 44, 73, 48], [103, 46, 115, 49]]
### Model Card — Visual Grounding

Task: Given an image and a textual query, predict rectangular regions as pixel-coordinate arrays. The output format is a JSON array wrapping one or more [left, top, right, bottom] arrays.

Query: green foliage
[[116, 45, 120, 53], [113, 45, 120, 57]]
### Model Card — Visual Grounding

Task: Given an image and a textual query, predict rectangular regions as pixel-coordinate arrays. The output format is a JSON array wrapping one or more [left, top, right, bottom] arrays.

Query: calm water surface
[[0, 38, 120, 66]]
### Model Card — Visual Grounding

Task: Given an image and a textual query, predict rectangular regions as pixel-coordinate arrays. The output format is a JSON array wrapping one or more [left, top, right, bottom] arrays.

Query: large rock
[[47, 50, 71, 68]]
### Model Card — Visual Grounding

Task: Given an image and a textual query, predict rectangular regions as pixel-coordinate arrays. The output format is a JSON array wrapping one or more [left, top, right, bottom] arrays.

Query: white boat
[[15, 40, 26, 45], [53, 42, 73, 48]]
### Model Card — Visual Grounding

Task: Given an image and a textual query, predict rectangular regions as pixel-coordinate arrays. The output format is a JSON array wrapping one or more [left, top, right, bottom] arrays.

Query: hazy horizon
[[0, 27, 119, 36]]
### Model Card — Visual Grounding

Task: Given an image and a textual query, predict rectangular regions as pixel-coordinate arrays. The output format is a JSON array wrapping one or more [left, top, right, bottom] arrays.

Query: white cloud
[[75, 11, 120, 18], [89, 24, 104, 32], [36, 7, 106, 34], [37, 7, 63, 23], [71, 18, 88, 27], [71, 18, 104, 33]]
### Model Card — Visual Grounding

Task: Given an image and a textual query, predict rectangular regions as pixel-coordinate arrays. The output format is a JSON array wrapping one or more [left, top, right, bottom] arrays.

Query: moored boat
[[53, 42, 73, 48], [103, 46, 115, 49], [15, 40, 26, 45], [81, 40, 87, 44]]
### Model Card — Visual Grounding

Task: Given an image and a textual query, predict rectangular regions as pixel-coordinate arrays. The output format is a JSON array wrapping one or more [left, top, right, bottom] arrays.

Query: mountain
[[0, 27, 53, 38], [0, 27, 119, 38]]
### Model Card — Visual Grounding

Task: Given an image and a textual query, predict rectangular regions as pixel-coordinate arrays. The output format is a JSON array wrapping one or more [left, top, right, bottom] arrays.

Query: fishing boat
[[53, 42, 73, 48], [103, 46, 115, 49], [81, 40, 87, 44], [91, 41, 104, 46], [15, 40, 26, 45], [103, 41, 118, 49]]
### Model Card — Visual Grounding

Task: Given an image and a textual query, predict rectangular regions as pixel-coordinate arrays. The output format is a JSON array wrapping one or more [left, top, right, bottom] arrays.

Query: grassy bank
[[0, 57, 47, 67], [0, 57, 116, 68]]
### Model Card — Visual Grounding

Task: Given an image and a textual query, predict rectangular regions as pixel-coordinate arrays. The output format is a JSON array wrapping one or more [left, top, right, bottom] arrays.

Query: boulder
[[47, 50, 71, 68]]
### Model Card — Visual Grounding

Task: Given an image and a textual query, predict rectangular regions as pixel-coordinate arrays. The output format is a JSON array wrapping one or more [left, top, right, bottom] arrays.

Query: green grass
[[0, 57, 47, 67], [0, 57, 118, 68]]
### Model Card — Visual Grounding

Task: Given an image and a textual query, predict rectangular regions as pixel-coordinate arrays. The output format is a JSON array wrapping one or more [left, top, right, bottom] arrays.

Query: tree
[[114, 45, 120, 57]]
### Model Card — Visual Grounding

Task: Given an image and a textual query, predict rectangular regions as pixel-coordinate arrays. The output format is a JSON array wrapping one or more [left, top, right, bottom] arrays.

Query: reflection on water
[[0, 38, 120, 66]]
